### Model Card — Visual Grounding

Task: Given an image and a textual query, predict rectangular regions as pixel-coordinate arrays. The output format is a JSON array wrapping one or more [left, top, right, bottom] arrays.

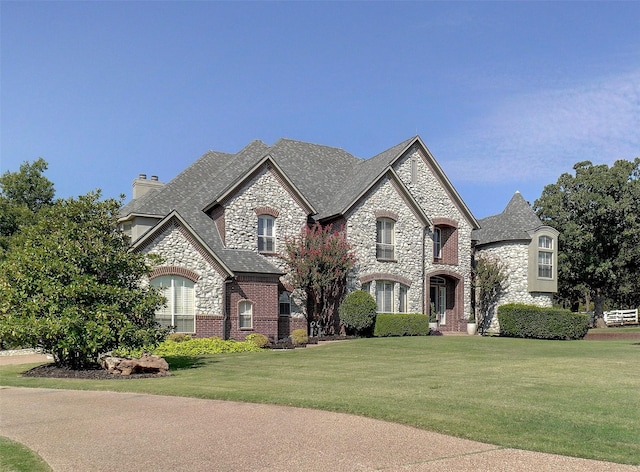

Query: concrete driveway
[[1, 386, 637, 472]]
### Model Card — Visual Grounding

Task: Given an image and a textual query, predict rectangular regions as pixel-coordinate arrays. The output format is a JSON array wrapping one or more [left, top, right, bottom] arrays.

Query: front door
[[430, 277, 447, 325]]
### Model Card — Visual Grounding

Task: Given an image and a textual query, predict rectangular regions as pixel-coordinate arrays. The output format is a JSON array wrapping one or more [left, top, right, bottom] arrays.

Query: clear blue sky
[[2, 1, 639, 218]]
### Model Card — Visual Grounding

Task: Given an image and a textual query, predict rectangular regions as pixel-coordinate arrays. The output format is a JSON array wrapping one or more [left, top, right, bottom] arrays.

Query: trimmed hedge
[[498, 303, 590, 340], [374, 314, 430, 337]]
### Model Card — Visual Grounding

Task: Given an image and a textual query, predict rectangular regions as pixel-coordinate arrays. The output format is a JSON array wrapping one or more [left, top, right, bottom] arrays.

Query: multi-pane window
[[279, 292, 291, 316], [433, 227, 442, 259], [537, 235, 554, 278], [239, 300, 253, 329], [375, 280, 394, 313], [361, 282, 371, 295], [539, 236, 553, 250], [150, 275, 195, 333], [376, 218, 395, 260], [538, 251, 553, 278], [258, 215, 275, 253]]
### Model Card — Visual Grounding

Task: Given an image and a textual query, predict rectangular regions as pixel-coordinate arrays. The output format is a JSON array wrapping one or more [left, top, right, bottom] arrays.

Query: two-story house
[[119, 136, 555, 340]]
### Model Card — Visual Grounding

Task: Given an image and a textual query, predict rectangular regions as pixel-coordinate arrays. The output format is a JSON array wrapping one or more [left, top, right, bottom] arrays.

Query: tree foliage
[[0, 158, 55, 256], [0, 192, 166, 368], [280, 223, 356, 335], [534, 159, 640, 323], [473, 254, 508, 332]]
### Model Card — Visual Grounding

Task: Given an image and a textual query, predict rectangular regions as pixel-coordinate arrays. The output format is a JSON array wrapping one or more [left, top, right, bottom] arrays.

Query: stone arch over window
[[149, 266, 200, 283], [255, 207, 280, 218], [374, 210, 398, 221], [432, 218, 458, 265]]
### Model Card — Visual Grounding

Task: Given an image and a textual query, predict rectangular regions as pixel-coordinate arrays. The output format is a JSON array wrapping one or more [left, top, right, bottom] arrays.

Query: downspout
[[223, 278, 233, 340]]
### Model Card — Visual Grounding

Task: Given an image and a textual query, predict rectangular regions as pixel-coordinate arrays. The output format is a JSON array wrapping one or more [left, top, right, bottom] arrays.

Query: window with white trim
[[538, 251, 553, 279], [239, 300, 253, 329], [539, 235, 553, 250], [376, 218, 395, 260], [361, 282, 371, 295], [433, 227, 442, 259], [375, 280, 394, 313], [279, 292, 291, 316], [258, 215, 275, 253], [150, 275, 195, 333]]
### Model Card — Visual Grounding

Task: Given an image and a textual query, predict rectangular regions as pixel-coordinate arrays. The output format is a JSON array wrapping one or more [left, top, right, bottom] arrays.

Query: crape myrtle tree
[[0, 158, 55, 257], [0, 191, 167, 368], [534, 158, 640, 326], [281, 223, 356, 335]]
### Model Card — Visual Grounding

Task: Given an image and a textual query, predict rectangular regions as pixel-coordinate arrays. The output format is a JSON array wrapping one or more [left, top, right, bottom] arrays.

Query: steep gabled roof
[[472, 192, 544, 246], [122, 135, 479, 274]]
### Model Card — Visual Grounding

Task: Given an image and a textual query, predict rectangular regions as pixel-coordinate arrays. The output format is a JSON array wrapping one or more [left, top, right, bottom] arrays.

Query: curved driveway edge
[[0, 387, 637, 472]]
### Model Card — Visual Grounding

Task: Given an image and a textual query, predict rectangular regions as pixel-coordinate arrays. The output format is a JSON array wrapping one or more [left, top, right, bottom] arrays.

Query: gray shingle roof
[[472, 192, 543, 246], [122, 136, 477, 275]]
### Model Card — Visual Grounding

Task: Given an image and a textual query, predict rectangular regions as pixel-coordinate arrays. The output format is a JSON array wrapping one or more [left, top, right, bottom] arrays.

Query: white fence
[[603, 309, 639, 326]]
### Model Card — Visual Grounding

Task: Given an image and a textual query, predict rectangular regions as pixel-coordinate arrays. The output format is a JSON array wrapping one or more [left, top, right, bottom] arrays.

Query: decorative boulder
[[101, 353, 170, 376]]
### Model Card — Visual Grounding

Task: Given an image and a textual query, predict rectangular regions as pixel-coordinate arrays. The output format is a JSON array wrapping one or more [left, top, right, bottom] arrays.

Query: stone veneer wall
[[222, 165, 309, 320], [346, 176, 425, 313], [141, 223, 227, 335], [476, 241, 553, 333], [393, 147, 474, 318], [223, 166, 308, 272]]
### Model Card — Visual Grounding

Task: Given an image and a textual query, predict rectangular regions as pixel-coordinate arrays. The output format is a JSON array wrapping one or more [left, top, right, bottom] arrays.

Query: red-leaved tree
[[280, 223, 356, 335]]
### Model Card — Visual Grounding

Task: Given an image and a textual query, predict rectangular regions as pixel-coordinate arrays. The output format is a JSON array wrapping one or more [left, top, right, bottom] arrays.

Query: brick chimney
[[132, 173, 164, 199]]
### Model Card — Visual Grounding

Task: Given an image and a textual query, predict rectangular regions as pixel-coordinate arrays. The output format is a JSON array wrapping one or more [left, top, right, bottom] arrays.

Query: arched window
[[376, 218, 395, 260], [239, 300, 253, 329], [150, 275, 195, 333], [258, 215, 276, 253]]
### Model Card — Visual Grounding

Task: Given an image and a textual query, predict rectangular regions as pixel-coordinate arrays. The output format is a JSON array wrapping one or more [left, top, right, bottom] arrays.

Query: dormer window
[[258, 215, 276, 253]]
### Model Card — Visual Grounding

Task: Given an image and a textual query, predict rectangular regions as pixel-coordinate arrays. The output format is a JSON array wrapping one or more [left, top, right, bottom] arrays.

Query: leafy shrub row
[[373, 314, 430, 337], [498, 303, 590, 340], [113, 336, 262, 358]]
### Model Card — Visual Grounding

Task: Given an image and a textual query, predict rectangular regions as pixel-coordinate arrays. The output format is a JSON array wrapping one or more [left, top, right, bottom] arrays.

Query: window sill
[[376, 258, 397, 263]]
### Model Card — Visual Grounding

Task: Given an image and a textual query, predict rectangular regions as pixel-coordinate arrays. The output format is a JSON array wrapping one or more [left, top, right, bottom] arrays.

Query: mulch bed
[[584, 331, 640, 340], [23, 364, 170, 380]]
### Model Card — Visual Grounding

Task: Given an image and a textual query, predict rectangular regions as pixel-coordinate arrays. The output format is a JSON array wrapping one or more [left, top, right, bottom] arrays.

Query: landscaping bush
[[167, 333, 191, 343], [374, 314, 430, 337], [113, 337, 261, 357], [245, 333, 269, 348], [498, 303, 590, 340], [339, 290, 378, 336], [291, 329, 308, 345]]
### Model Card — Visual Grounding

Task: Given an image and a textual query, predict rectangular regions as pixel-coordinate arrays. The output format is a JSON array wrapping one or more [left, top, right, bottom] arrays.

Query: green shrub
[[167, 333, 191, 343], [339, 290, 378, 336], [291, 328, 308, 345], [113, 336, 261, 357], [498, 303, 589, 340], [374, 314, 430, 337], [245, 333, 269, 348]]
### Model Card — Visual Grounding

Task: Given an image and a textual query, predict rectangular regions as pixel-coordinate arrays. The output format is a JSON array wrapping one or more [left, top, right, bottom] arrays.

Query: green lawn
[[1, 336, 638, 465], [0, 436, 52, 472]]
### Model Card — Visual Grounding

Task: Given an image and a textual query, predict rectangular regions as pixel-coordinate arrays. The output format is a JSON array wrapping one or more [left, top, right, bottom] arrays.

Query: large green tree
[[0, 158, 55, 256], [534, 159, 640, 325], [0, 192, 166, 367]]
